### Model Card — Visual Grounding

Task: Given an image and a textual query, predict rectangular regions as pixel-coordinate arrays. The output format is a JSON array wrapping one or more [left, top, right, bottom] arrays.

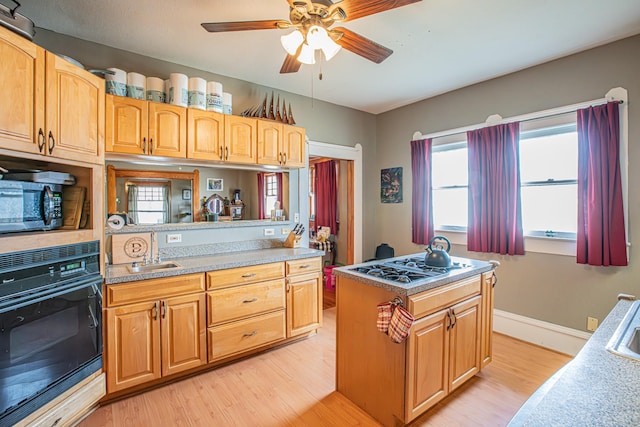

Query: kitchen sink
[[606, 300, 640, 361], [127, 261, 182, 274]]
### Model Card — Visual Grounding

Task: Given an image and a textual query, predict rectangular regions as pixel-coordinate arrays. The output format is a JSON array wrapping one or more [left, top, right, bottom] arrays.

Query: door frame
[[307, 140, 362, 264]]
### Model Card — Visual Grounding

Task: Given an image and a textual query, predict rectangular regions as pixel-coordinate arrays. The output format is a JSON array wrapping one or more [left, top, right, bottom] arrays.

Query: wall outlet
[[282, 228, 291, 235], [587, 316, 599, 332], [166, 234, 182, 243], [294, 213, 299, 222], [264, 228, 275, 236]]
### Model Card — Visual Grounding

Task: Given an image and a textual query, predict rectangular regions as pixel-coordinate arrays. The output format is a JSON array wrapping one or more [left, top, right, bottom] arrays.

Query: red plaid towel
[[388, 305, 414, 343], [376, 302, 393, 333]]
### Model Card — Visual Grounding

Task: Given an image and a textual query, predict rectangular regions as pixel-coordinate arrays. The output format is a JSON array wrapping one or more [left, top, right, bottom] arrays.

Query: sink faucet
[[148, 231, 156, 264]]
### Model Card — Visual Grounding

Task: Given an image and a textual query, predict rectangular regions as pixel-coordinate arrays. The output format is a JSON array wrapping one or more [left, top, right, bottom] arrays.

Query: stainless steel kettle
[[424, 235, 452, 268]]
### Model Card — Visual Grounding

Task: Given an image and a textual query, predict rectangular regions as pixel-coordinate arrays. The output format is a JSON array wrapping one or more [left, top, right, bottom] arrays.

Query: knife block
[[284, 231, 301, 248]]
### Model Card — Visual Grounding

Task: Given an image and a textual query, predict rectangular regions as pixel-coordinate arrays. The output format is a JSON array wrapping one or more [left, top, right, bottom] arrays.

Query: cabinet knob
[[149, 138, 154, 155], [37, 128, 45, 152], [142, 137, 147, 154], [47, 131, 55, 155]]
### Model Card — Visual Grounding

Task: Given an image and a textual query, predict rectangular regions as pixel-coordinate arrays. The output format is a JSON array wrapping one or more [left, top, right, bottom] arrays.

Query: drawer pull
[[241, 273, 257, 278], [243, 297, 258, 303], [152, 302, 158, 320], [298, 264, 311, 269], [243, 330, 257, 338]]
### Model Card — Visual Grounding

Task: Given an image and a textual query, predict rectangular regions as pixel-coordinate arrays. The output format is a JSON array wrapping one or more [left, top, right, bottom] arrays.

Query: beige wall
[[375, 34, 640, 331]]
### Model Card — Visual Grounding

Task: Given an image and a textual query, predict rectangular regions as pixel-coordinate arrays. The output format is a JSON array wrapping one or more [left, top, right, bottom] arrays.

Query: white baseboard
[[493, 309, 592, 356]]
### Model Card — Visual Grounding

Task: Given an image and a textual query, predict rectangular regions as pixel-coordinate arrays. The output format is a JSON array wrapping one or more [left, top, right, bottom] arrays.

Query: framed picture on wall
[[207, 178, 223, 191], [182, 189, 191, 200], [381, 167, 403, 203]]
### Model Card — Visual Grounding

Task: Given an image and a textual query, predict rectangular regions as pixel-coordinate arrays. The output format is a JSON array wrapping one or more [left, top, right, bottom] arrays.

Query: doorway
[[307, 141, 362, 309]]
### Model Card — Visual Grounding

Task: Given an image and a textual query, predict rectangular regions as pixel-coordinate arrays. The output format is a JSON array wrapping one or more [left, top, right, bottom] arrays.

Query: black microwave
[[0, 180, 63, 233]]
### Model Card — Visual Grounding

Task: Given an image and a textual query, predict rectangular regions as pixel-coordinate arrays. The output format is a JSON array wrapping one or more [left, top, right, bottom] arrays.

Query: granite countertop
[[508, 298, 640, 426], [331, 254, 494, 296], [106, 247, 324, 284]]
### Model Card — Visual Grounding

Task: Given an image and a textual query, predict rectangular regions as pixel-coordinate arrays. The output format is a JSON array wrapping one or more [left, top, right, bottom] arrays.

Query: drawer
[[106, 273, 205, 307], [286, 257, 322, 276], [408, 275, 481, 319], [206, 262, 284, 290], [207, 310, 285, 361], [207, 279, 285, 326]]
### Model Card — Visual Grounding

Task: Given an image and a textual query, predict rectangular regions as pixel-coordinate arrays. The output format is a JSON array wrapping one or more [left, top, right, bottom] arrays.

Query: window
[[127, 182, 170, 224], [264, 173, 278, 212], [431, 119, 578, 239]]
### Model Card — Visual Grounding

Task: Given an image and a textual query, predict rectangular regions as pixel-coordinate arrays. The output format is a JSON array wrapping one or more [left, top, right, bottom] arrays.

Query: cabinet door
[[257, 120, 283, 166], [148, 103, 186, 158], [481, 272, 495, 367], [448, 295, 482, 391], [0, 26, 45, 155], [405, 308, 449, 422], [282, 124, 306, 167], [224, 115, 256, 164], [45, 52, 104, 164], [105, 95, 148, 155], [106, 301, 161, 393], [187, 109, 224, 160], [161, 293, 206, 377], [286, 272, 322, 337]]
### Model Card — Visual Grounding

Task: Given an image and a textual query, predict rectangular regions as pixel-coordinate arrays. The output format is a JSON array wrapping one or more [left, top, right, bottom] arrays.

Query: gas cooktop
[[348, 257, 473, 284]]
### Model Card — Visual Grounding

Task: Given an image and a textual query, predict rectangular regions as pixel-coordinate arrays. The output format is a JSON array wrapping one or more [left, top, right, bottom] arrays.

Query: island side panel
[[336, 277, 407, 427]]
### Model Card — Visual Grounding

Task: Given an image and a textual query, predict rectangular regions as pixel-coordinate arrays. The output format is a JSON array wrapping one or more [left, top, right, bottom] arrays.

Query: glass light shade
[[321, 38, 341, 61], [280, 30, 304, 55], [306, 25, 328, 50], [297, 43, 316, 64]]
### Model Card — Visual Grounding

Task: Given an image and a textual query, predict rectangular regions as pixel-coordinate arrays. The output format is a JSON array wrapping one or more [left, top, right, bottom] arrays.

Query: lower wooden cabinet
[[406, 295, 481, 420], [286, 271, 322, 337], [105, 273, 206, 393]]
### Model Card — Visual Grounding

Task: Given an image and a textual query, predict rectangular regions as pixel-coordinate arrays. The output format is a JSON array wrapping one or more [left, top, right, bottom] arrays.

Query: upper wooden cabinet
[[0, 27, 104, 164], [224, 115, 257, 164], [187, 109, 224, 160], [106, 95, 187, 158], [257, 121, 306, 168]]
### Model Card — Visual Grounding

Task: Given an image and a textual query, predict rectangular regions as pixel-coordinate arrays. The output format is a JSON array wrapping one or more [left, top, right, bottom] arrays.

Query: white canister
[[188, 77, 207, 110], [222, 92, 232, 115], [105, 68, 127, 96], [126, 72, 146, 100], [206, 81, 224, 113], [169, 73, 188, 107], [146, 77, 165, 103]]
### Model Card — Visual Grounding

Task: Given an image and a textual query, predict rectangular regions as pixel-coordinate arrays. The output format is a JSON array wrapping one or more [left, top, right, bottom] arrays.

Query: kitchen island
[[332, 255, 495, 427]]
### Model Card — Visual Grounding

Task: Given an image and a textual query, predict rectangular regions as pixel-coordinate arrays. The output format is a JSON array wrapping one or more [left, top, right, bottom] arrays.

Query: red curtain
[[410, 138, 434, 244], [577, 102, 627, 266], [257, 172, 265, 219], [315, 160, 338, 234], [467, 123, 524, 255]]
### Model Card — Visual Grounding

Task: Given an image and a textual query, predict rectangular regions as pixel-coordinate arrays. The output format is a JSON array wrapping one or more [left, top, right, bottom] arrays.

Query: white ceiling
[[18, 0, 640, 114]]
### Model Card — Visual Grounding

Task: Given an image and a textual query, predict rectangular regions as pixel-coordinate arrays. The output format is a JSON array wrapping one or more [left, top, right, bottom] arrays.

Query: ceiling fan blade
[[336, 0, 422, 22], [333, 27, 392, 63], [201, 20, 288, 32], [280, 54, 302, 74]]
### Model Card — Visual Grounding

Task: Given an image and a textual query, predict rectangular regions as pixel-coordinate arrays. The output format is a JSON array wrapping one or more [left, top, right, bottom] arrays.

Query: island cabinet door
[[106, 301, 161, 393], [448, 295, 482, 391], [161, 293, 207, 377], [406, 308, 450, 422], [286, 272, 322, 338]]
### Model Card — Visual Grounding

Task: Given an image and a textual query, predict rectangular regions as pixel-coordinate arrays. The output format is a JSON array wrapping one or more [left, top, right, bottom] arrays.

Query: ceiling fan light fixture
[[297, 42, 316, 64], [281, 30, 304, 55]]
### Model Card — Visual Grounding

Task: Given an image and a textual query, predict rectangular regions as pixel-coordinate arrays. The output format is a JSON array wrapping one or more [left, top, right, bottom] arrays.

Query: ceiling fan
[[202, 0, 422, 73]]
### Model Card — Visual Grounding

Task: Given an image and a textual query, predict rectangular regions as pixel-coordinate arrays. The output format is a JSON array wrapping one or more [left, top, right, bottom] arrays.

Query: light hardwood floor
[[80, 308, 571, 427]]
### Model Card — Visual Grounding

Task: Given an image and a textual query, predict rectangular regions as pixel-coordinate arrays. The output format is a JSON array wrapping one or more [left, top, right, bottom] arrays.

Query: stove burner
[[349, 256, 474, 284]]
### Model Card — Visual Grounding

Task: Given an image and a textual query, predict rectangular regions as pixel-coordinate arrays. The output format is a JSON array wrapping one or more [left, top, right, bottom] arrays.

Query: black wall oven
[[0, 241, 102, 426]]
